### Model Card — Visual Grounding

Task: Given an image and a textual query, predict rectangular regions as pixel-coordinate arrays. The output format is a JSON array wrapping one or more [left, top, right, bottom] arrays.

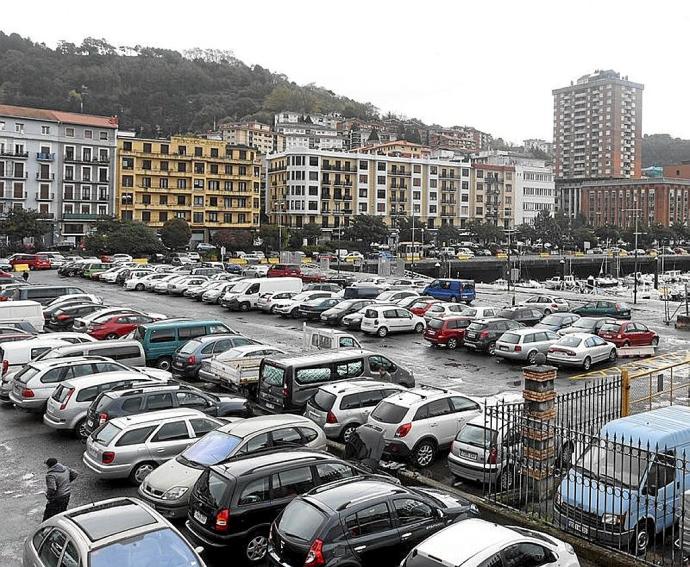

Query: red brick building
[[663, 163, 690, 179]]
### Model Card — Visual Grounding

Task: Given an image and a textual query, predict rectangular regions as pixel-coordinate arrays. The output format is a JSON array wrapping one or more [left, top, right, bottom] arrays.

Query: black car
[[83, 383, 251, 436], [497, 306, 544, 327], [319, 299, 375, 325], [268, 478, 478, 567], [57, 262, 83, 277], [185, 449, 383, 563], [463, 318, 522, 354], [171, 334, 258, 379], [534, 312, 580, 332], [299, 298, 343, 321], [46, 302, 103, 330]]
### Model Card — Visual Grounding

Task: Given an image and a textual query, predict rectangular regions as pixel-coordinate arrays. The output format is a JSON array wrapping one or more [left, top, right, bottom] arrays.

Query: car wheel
[[74, 418, 88, 439], [414, 323, 424, 333], [129, 462, 156, 485], [487, 341, 497, 356], [622, 340, 631, 347], [290, 308, 300, 319], [245, 530, 268, 563], [239, 302, 250, 312], [135, 283, 144, 291], [105, 333, 119, 340], [270, 305, 277, 314], [527, 350, 538, 365], [651, 337, 659, 347], [156, 356, 172, 371], [447, 338, 458, 350], [342, 424, 359, 444], [609, 349, 617, 362], [543, 308, 552, 316], [631, 520, 653, 556], [377, 326, 388, 338], [582, 356, 592, 371], [413, 440, 436, 468]]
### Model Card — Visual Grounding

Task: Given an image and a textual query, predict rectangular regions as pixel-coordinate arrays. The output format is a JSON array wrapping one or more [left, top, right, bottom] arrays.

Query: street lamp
[[274, 200, 285, 259], [624, 207, 641, 305]]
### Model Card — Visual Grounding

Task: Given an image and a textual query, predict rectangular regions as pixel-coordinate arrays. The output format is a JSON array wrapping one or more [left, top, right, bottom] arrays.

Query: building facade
[[266, 149, 473, 232], [580, 178, 690, 228], [274, 111, 345, 151], [523, 138, 553, 155], [663, 163, 690, 179], [473, 164, 515, 229], [116, 135, 261, 243], [219, 121, 285, 154], [514, 164, 555, 225], [553, 70, 643, 180], [0, 104, 118, 244]]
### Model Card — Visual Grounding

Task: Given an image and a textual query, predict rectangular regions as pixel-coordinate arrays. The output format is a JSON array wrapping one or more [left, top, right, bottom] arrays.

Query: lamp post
[[274, 200, 285, 260], [624, 207, 641, 305]]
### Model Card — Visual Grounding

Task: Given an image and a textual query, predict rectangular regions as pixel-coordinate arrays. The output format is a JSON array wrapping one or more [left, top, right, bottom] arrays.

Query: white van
[[222, 277, 303, 311], [0, 300, 45, 332]]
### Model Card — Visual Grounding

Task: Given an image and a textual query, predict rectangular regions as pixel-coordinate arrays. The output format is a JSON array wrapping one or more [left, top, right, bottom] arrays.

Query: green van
[[133, 319, 236, 370]]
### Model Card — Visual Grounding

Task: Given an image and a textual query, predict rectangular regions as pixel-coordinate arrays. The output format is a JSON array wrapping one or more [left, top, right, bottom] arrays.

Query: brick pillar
[[521, 353, 557, 501]]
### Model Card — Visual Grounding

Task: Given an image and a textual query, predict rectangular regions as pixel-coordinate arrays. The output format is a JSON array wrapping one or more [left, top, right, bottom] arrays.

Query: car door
[[395, 309, 414, 332], [34, 527, 72, 567], [592, 335, 612, 361], [392, 497, 443, 557], [343, 501, 400, 567], [448, 396, 482, 442], [635, 323, 654, 346], [146, 419, 195, 463], [419, 398, 455, 446]]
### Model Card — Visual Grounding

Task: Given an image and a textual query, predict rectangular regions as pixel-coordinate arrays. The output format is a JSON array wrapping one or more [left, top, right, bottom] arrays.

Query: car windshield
[[573, 319, 595, 330], [178, 340, 201, 355], [600, 323, 622, 333], [428, 318, 444, 330], [500, 333, 520, 344], [278, 500, 326, 541], [576, 439, 650, 489], [464, 308, 477, 317], [179, 431, 243, 467], [312, 389, 337, 412], [539, 315, 561, 325], [557, 336, 582, 348], [92, 422, 121, 445], [89, 527, 201, 567], [370, 401, 407, 424], [457, 424, 498, 448]]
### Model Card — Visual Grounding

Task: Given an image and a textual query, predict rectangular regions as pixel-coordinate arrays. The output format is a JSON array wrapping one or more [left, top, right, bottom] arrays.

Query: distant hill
[[0, 33, 378, 136], [642, 134, 690, 167]]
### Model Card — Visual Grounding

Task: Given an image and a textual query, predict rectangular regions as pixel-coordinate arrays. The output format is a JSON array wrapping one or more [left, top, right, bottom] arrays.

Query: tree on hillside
[[345, 215, 389, 244], [0, 208, 51, 246], [160, 218, 191, 250], [211, 229, 253, 251], [515, 223, 537, 244]]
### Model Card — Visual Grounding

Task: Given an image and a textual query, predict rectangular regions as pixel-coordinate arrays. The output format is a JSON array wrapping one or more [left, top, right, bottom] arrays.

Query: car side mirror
[[435, 508, 444, 518]]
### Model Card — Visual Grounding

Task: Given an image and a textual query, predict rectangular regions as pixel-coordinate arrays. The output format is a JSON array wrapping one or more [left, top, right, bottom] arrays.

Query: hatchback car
[[597, 320, 659, 347], [423, 316, 473, 349], [409, 298, 441, 316], [534, 312, 580, 332], [139, 414, 326, 519], [375, 289, 419, 303], [547, 333, 617, 370], [305, 380, 406, 442], [361, 306, 426, 337], [87, 313, 161, 340], [257, 291, 298, 313], [269, 478, 477, 567], [171, 334, 259, 379], [556, 316, 614, 337], [83, 408, 225, 484], [320, 298, 375, 324], [45, 303, 104, 331], [519, 295, 570, 314], [274, 291, 336, 318], [460, 305, 500, 320], [572, 300, 631, 319], [22, 497, 206, 567], [494, 328, 560, 364], [463, 318, 523, 355], [497, 306, 544, 326], [341, 303, 396, 331], [299, 297, 342, 320]]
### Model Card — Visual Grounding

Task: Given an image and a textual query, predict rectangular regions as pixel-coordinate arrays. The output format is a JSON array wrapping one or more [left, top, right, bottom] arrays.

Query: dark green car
[[572, 300, 631, 319]]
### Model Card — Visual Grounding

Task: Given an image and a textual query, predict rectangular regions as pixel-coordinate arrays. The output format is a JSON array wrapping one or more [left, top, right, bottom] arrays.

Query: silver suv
[[83, 408, 224, 484], [305, 380, 406, 442], [43, 371, 169, 438], [367, 386, 483, 467], [139, 414, 325, 518]]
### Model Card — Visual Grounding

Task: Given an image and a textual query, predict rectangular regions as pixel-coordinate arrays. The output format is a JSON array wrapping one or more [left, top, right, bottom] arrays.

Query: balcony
[[389, 169, 410, 176], [0, 151, 28, 159], [64, 154, 111, 165], [36, 173, 55, 181], [35, 192, 55, 201], [3, 171, 28, 179], [4, 192, 27, 199], [63, 213, 104, 221], [36, 152, 55, 161]]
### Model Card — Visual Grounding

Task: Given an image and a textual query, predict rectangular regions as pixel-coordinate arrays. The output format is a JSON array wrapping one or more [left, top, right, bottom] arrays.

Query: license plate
[[193, 510, 206, 524], [264, 402, 275, 410], [498, 345, 509, 351], [568, 520, 589, 535], [459, 450, 477, 460], [467, 333, 476, 339], [87, 419, 94, 427]]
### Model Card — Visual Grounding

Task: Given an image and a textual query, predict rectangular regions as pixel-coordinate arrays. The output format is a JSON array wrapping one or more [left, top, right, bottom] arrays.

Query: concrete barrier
[[13, 264, 29, 272], [133, 258, 148, 265]]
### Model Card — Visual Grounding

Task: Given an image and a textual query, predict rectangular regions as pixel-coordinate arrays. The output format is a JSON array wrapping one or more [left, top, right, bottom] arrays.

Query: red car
[[409, 299, 441, 316], [267, 264, 302, 278], [87, 313, 158, 340], [423, 316, 473, 349], [597, 320, 659, 348], [10, 254, 51, 270]]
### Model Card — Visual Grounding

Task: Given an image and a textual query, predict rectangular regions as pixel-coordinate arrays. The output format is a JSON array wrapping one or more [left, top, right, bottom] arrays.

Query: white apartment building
[[514, 165, 555, 225]]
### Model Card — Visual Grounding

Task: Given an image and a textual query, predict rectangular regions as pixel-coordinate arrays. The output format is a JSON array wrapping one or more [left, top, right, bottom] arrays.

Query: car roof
[[65, 498, 162, 543], [319, 380, 400, 396], [305, 479, 405, 512], [104, 382, 194, 399], [62, 370, 154, 389], [499, 327, 544, 336], [560, 332, 598, 340], [471, 317, 507, 324], [382, 385, 468, 406], [217, 414, 315, 436], [28, 355, 111, 369], [264, 348, 376, 367], [212, 448, 332, 478], [2, 337, 69, 350], [110, 408, 209, 428], [185, 333, 241, 344], [413, 519, 521, 565]]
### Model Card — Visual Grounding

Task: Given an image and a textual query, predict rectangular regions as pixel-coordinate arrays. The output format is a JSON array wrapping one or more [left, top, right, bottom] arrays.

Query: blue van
[[554, 405, 690, 555], [133, 319, 235, 370], [422, 279, 475, 304]]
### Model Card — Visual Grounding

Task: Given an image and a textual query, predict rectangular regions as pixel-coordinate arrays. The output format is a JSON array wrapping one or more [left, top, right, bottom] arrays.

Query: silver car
[[494, 328, 561, 364], [519, 295, 570, 314], [423, 301, 466, 322], [547, 332, 617, 370], [304, 380, 406, 442], [138, 414, 326, 518], [83, 408, 224, 484], [22, 497, 205, 567], [43, 371, 169, 437]]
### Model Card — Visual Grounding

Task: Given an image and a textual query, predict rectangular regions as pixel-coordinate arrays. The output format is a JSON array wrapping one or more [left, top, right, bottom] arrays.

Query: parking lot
[[1, 270, 689, 565]]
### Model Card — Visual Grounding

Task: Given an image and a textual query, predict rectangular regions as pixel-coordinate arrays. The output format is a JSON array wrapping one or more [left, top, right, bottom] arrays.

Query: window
[[38, 528, 66, 567], [116, 426, 156, 446], [99, 131, 108, 141], [393, 498, 433, 525], [335, 360, 364, 379], [145, 392, 174, 410], [15, 123, 25, 134], [415, 399, 451, 420], [190, 418, 218, 437], [298, 427, 319, 443], [502, 543, 551, 567], [345, 503, 392, 537], [295, 366, 331, 384], [121, 398, 142, 412], [272, 467, 314, 499], [41, 125, 51, 135], [239, 477, 270, 505], [271, 427, 302, 447], [176, 392, 210, 410], [243, 433, 270, 453], [178, 326, 206, 339], [32, 527, 53, 555], [316, 462, 354, 484], [449, 396, 479, 412], [152, 420, 190, 442], [149, 329, 174, 343]]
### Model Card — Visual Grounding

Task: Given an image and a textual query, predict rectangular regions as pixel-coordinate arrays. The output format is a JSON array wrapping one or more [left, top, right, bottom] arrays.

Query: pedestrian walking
[[42, 457, 78, 521], [22, 270, 29, 282]]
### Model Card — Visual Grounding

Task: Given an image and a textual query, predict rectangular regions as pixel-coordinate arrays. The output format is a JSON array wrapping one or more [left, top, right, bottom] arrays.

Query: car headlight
[[470, 504, 479, 514], [161, 486, 189, 500], [564, 543, 576, 555], [601, 512, 626, 526]]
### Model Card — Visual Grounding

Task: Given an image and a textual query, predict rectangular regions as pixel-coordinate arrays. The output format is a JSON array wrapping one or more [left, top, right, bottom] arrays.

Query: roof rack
[[335, 487, 406, 512], [237, 452, 326, 477]]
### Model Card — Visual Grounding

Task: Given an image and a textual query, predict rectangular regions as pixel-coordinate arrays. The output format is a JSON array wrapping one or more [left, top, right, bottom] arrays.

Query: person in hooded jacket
[[42, 457, 78, 521]]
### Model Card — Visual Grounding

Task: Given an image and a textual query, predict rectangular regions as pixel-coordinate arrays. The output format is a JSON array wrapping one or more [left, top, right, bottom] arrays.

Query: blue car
[[422, 278, 476, 304]]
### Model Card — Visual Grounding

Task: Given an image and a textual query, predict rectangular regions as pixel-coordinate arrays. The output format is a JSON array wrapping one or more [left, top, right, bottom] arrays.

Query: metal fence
[[622, 352, 690, 416]]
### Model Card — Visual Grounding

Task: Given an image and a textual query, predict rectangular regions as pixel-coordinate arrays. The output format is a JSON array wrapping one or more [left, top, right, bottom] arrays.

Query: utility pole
[[624, 208, 641, 304], [411, 215, 416, 268]]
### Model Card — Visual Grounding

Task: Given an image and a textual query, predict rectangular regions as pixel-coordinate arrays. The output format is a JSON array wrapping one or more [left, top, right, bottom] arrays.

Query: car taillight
[[56, 314, 71, 321], [21, 388, 34, 398], [514, 345, 521, 352], [551, 304, 558, 308], [395, 423, 412, 438], [565, 349, 576, 356], [326, 411, 337, 424], [2, 360, 8, 375], [305, 539, 325, 567], [214, 508, 230, 532], [488, 446, 498, 464], [187, 355, 197, 365], [547, 348, 555, 353], [98, 412, 108, 425], [479, 330, 489, 338], [282, 386, 289, 398], [102, 451, 115, 464], [60, 388, 75, 410]]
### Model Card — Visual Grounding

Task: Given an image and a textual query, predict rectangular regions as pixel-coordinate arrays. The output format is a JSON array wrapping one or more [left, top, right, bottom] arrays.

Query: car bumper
[[383, 440, 412, 459], [138, 488, 189, 520], [9, 391, 46, 410], [547, 354, 584, 367], [553, 507, 634, 546], [447, 453, 499, 483], [172, 363, 201, 377], [494, 349, 527, 361], [185, 519, 242, 549], [43, 412, 70, 430], [464, 340, 489, 351], [82, 451, 132, 479], [197, 368, 221, 385]]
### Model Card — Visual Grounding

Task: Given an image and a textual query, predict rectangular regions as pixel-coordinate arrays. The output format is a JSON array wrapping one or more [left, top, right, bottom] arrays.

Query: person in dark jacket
[[43, 457, 78, 521], [22, 270, 29, 282]]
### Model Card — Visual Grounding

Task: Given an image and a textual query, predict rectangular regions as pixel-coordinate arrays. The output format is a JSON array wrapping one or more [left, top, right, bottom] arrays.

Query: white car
[[273, 291, 336, 318], [402, 518, 580, 567], [45, 293, 103, 309], [257, 291, 298, 313], [375, 289, 419, 303], [423, 301, 466, 321], [519, 295, 570, 314], [100, 267, 128, 283], [456, 247, 475, 257], [360, 305, 425, 337], [112, 254, 134, 263], [124, 272, 171, 291], [367, 386, 483, 467], [187, 251, 201, 262], [547, 332, 617, 371], [461, 305, 500, 320], [167, 275, 209, 295], [153, 275, 187, 293]]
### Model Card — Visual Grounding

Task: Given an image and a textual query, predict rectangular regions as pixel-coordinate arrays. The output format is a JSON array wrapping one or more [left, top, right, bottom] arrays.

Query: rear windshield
[[261, 363, 285, 386], [428, 319, 444, 330], [370, 401, 407, 424], [467, 322, 484, 331], [197, 470, 229, 508], [573, 319, 595, 330], [95, 393, 114, 412], [278, 500, 326, 541], [180, 432, 242, 467], [457, 424, 498, 448], [14, 365, 40, 383], [600, 323, 622, 333], [500, 333, 520, 344], [312, 390, 337, 412], [498, 309, 516, 319], [92, 422, 121, 445], [90, 528, 201, 567], [539, 315, 561, 325], [364, 309, 378, 318], [52, 384, 70, 402], [558, 336, 582, 347], [179, 340, 201, 355]]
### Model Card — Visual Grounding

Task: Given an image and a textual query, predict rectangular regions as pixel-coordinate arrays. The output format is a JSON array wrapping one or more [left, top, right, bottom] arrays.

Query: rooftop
[[0, 103, 118, 128]]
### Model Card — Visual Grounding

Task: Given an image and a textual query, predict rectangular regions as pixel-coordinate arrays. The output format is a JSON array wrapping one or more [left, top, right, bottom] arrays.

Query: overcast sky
[[3, 1, 687, 143]]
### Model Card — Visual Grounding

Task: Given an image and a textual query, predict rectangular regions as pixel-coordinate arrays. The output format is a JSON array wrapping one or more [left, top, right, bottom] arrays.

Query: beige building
[[219, 121, 285, 155]]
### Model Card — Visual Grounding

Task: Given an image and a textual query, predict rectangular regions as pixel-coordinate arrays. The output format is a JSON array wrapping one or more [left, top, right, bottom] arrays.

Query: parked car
[[597, 320, 659, 347], [274, 291, 336, 318], [375, 289, 420, 303], [341, 303, 396, 331], [0, 285, 85, 305], [139, 414, 326, 519], [222, 277, 303, 311], [497, 306, 544, 326], [463, 318, 523, 355], [460, 305, 500, 320], [298, 297, 342, 320], [367, 386, 483, 467], [171, 334, 260, 379], [422, 278, 476, 304], [10, 254, 51, 270], [361, 305, 426, 337], [46, 303, 104, 331], [320, 298, 375, 324], [73, 306, 162, 333], [556, 316, 615, 337], [305, 380, 406, 442], [423, 316, 473, 349], [409, 298, 442, 316], [87, 313, 162, 340], [257, 291, 297, 313], [22, 497, 206, 567], [572, 300, 631, 319], [269, 479, 478, 567], [494, 328, 561, 364], [198, 344, 288, 387], [519, 295, 570, 314], [123, 272, 172, 291], [534, 312, 581, 332], [267, 264, 301, 278], [422, 301, 466, 321], [547, 333, 617, 370]]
